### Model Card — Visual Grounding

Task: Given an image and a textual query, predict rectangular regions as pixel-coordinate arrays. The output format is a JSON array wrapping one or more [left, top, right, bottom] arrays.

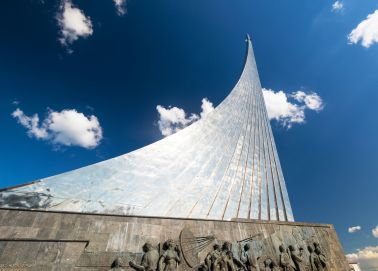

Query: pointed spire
[[245, 34, 252, 44]]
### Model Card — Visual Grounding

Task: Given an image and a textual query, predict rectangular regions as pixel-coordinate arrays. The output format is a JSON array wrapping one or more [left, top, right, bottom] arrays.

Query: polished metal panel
[[0, 37, 294, 221]]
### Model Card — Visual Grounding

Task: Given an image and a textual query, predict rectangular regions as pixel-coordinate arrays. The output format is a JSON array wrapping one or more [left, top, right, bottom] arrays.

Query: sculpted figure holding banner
[[129, 242, 160, 271]]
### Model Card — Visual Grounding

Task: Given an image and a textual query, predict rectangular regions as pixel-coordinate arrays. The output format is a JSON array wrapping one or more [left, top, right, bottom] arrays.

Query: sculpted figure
[[240, 243, 259, 271], [110, 257, 125, 271], [224, 251, 237, 271], [279, 245, 295, 271], [314, 246, 327, 271], [216, 242, 246, 271], [307, 245, 318, 271], [205, 244, 222, 271], [159, 239, 181, 271], [129, 242, 159, 271], [288, 245, 305, 271]]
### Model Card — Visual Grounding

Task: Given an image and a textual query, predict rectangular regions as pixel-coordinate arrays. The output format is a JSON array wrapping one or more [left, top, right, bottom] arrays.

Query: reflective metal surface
[[0, 37, 294, 221]]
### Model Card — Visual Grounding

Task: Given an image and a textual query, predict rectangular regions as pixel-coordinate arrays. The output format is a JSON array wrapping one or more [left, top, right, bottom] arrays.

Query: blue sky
[[1, 0, 378, 268]]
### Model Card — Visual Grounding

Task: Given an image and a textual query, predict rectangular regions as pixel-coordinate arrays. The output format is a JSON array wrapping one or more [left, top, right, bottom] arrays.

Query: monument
[[0, 36, 349, 270]]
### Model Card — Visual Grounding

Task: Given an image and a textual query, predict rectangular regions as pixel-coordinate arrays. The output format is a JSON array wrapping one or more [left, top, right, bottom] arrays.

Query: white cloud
[[200, 98, 215, 118], [348, 226, 362, 233], [12, 108, 48, 139], [332, 1, 344, 12], [346, 246, 378, 269], [113, 0, 126, 16], [373, 226, 378, 238], [156, 106, 199, 136], [12, 108, 102, 149], [156, 98, 214, 136], [57, 0, 93, 46], [348, 10, 378, 48], [262, 88, 324, 128], [292, 91, 324, 111]]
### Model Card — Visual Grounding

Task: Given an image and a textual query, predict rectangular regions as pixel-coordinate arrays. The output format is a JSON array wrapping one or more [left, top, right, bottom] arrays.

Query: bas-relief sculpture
[[129, 242, 160, 271], [118, 228, 329, 271]]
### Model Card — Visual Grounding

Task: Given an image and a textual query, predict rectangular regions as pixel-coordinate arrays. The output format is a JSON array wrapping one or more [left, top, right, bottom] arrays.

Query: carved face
[[167, 239, 175, 249], [279, 245, 285, 252]]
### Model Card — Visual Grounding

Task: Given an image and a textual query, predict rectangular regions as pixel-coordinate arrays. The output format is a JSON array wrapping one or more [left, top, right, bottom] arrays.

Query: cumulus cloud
[[348, 10, 378, 48], [156, 98, 214, 136], [262, 88, 324, 128], [200, 98, 215, 118], [332, 1, 344, 12], [348, 226, 362, 233], [12, 109, 49, 139], [12, 108, 102, 149], [346, 246, 378, 269], [373, 226, 378, 238], [57, 0, 93, 46], [113, 0, 126, 16]]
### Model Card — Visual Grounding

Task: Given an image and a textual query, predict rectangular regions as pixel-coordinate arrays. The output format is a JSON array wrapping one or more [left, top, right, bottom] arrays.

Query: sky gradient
[[0, 0, 378, 268]]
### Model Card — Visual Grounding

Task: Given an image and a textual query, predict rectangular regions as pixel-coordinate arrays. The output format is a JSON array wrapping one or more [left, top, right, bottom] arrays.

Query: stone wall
[[0, 208, 349, 271]]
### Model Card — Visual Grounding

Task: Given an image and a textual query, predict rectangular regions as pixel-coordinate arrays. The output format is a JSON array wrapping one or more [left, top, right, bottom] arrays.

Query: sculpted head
[[112, 257, 123, 268], [307, 245, 314, 253], [288, 245, 295, 252], [222, 242, 232, 252], [244, 243, 251, 251], [143, 242, 153, 252], [279, 245, 286, 253], [213, 243, 221, 251], [166, 239, 176, 249], [264, 259, 272, 267]]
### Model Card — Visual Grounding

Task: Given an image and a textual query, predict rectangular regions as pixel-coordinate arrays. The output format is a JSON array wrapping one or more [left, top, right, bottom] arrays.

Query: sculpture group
[[111, 231, 328, 271]]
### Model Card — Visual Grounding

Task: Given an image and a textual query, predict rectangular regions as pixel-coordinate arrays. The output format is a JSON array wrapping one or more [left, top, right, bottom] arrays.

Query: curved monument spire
[[0, 36, 294, 221]]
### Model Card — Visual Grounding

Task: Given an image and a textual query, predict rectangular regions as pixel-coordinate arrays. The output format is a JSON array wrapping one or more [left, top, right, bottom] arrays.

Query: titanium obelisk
[[0, 36, 350, 271], [0, 35, 293, 222]]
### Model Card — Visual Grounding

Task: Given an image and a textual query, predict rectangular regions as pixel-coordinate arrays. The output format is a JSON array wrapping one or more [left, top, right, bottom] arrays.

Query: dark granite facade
[[0, 208, 349, 271]]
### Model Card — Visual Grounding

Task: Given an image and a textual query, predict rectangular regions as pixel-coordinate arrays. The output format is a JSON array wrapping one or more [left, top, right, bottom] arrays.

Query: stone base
[[0, 208, 349, 271]]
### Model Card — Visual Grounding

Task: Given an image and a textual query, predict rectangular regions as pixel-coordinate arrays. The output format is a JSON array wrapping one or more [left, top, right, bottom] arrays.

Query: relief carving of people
[[240, 243, 259, 271], [129, 242, 160, 271], [288, 245, 305, 271], [307, 245, 318, 271], [205, 244, 222, 271], [314, 246, 327, 271], [159, 239, 181, 271], [221, 241, 247, 271], [278, 245, 295, 271]]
